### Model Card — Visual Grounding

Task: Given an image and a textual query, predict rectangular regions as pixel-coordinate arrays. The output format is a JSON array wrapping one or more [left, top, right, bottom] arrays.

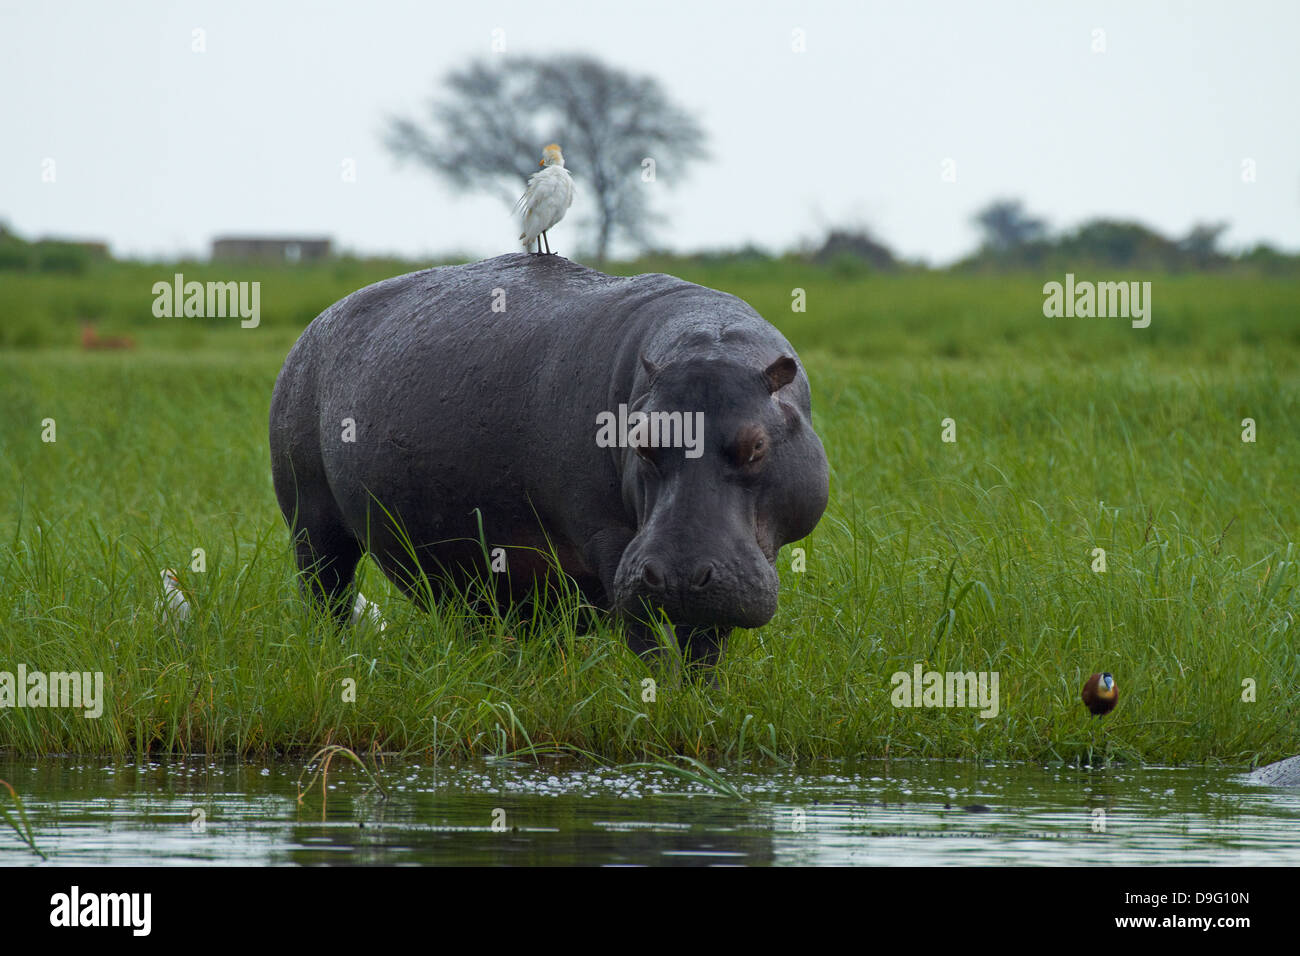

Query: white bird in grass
[[350, 591, 387, 632], [157, 569, 190, 625], [155, 567, 386, 632], [516, 143, 574, 255]]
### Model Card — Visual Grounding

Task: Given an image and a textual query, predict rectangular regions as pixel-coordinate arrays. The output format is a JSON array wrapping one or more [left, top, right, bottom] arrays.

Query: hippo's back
[[273, 253, 764, 417]]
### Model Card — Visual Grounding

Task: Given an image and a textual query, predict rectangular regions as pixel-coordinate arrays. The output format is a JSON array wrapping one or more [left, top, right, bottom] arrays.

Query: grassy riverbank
[[1, 262, 1297, 764]]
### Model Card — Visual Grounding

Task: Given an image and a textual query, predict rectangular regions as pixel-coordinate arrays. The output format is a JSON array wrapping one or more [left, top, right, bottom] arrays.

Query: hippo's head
[[611, 351, 829, 645]]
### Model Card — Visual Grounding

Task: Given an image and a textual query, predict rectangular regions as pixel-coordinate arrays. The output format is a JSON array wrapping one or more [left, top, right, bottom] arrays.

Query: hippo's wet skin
[[269, 253, 829, 668]]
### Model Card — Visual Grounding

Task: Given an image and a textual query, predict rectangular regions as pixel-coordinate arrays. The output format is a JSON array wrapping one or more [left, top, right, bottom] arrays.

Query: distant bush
[[0, 228, 34, 270], [1239, 243, 1300, 276], [959, 204, 1300, 275], [0, 229, 94, 274], [34, 242, 92, 274], [812, 230, 896, 272], [0, 242, 32, 271], [1055, 219, 1185, 270]]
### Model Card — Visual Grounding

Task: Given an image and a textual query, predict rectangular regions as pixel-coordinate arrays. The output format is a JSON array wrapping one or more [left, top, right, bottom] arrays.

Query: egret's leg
[[542, 231, 551, 255]]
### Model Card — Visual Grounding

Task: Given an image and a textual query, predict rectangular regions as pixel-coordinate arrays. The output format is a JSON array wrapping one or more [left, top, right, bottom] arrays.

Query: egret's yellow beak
[[539, 160, 544, 166]]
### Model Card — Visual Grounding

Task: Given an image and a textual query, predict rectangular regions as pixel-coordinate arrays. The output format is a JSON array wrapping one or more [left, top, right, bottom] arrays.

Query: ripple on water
[[1, 757, 1299, 865]]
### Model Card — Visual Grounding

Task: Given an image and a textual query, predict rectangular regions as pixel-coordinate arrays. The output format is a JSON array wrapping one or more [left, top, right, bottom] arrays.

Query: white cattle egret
[[516, 143, 575, 255], [157, 569, 190, 625], [351, 591, 388, 631]]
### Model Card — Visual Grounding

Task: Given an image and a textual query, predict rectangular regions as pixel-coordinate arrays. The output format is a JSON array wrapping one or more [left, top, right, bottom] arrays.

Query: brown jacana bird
[[1081, 672, 1118, 716]]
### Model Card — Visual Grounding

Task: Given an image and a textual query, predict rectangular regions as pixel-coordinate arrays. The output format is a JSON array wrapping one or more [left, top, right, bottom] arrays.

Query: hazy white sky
[[2, 0, 1297, 263]]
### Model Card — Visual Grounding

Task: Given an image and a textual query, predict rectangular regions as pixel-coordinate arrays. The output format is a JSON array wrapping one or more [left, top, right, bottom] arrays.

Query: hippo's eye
[[635, 442, 659, 468], [734, 428, 769, 468]]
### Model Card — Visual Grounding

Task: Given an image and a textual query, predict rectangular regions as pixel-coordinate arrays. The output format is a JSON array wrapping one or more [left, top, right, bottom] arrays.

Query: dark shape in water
[[1249, 754, 1300, 787]]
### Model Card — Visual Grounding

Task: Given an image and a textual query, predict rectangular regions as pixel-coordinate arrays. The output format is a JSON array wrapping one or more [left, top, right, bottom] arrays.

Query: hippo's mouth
[[611, 536, 781, 630]]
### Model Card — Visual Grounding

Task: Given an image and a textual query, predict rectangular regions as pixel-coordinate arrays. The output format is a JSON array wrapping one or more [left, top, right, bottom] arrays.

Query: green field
[[1, 260, 1297, 765]]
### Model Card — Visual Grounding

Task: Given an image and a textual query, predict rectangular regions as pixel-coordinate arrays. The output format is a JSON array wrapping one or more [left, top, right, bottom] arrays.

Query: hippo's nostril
[[690, 562, 714, 590], [641, 561, 665, 590]]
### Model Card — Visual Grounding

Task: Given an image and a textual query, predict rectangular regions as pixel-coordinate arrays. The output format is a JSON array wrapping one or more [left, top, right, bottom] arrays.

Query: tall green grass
[[0, 264, 1297, 765]]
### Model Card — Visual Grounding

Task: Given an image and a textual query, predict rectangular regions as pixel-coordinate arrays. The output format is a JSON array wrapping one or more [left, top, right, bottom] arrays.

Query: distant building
[[211, 236, 331, 263]]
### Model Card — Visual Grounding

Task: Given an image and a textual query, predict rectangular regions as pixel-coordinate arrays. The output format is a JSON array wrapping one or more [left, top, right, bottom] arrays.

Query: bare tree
[[1180, 221, 1230, 266], [972, 199, 1048, 251], [385, 55, 708, 262]]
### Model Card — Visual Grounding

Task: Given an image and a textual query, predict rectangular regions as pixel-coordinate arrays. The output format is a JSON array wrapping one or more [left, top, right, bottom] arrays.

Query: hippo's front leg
[[582, 526, 636, 613]]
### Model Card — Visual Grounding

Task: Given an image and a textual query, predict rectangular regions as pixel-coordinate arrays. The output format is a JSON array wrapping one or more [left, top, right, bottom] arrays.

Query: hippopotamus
[[269, 253, 829, 667], [1248, 755, 1300, 787]]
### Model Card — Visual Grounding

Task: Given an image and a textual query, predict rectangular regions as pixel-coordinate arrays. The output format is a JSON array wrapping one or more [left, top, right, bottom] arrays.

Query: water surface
[[2, 756, 1298, 865]]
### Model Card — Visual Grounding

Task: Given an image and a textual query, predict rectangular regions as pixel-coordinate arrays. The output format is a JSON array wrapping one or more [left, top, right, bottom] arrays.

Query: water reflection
[[2, 756, 1298, 865]]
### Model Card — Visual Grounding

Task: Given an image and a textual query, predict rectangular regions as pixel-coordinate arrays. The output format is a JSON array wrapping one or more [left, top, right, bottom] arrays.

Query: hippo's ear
[[640, 354, 661, 381], [763, 355, 798, 393]]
